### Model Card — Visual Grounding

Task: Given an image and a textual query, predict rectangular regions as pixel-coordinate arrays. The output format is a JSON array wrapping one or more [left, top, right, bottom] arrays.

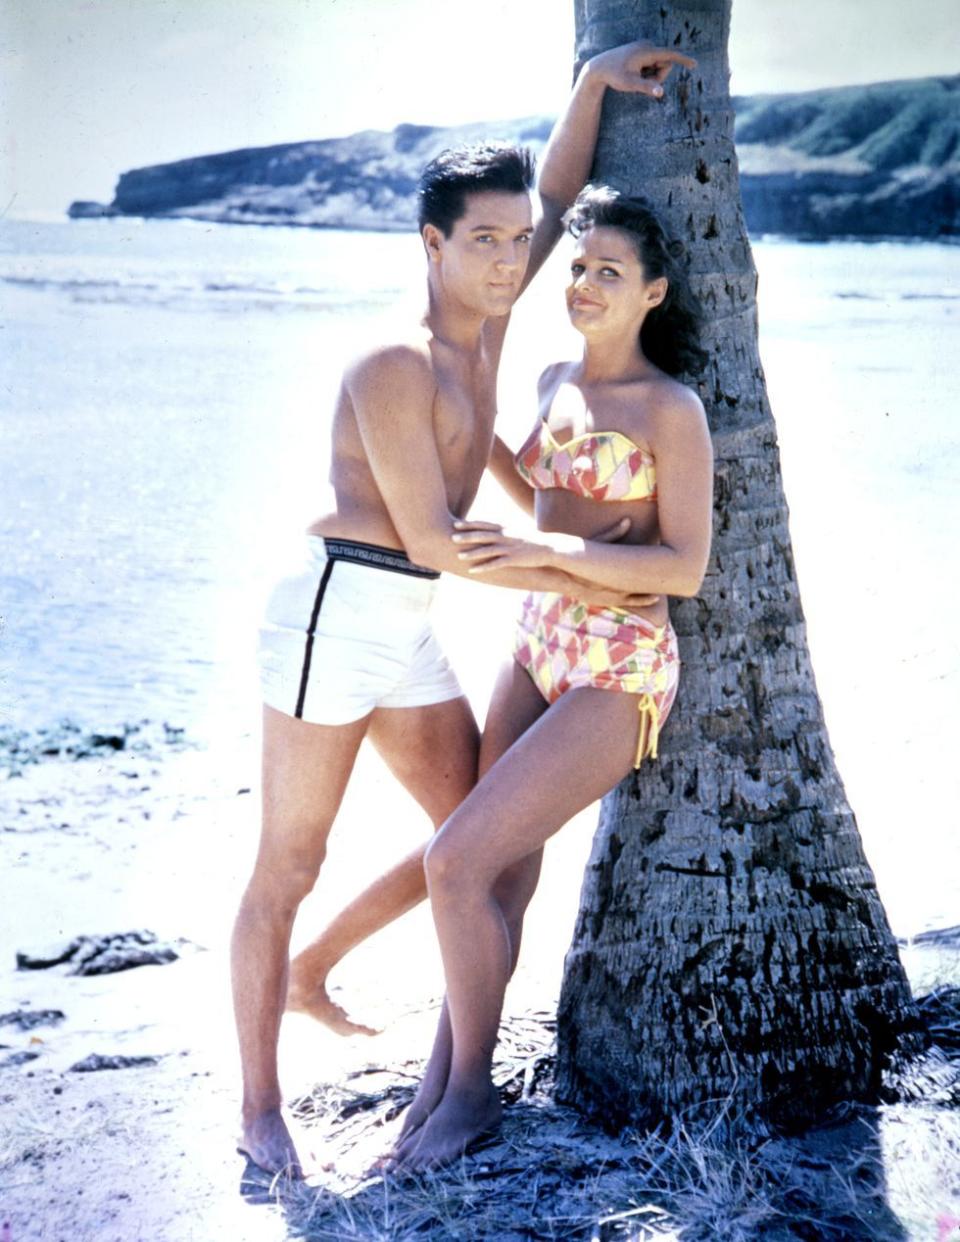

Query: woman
[[391, 185, 714, 1170]]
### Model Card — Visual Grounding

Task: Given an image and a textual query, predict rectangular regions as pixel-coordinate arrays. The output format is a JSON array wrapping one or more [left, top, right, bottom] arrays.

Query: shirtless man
[[232, 40, 695, 1177]]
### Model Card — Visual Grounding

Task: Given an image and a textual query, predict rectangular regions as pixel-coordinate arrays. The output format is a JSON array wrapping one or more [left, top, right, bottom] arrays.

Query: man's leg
[[286, 694, 479, 1032], [232, 704, 369, 1175]]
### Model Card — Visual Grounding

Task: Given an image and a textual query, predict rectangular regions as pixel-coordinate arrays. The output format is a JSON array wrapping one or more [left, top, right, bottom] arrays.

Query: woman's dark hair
[[565, 185, 708, 377], [417, 143, 536, 237]]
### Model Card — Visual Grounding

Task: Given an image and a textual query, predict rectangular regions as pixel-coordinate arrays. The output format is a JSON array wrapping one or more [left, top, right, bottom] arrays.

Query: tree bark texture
[[556, 0, 927, 1130]]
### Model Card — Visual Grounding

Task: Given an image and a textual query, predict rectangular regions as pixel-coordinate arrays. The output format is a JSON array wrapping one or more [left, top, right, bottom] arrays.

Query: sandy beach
[[1, 722, 958, 1240], [0, 715, 615, 1241]]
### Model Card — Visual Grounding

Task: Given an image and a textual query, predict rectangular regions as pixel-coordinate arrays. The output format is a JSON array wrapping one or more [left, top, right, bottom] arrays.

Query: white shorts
[[258, 537, 462, 725]]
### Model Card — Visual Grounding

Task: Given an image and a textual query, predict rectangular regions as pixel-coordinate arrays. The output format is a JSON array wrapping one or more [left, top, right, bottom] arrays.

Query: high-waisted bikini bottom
[[513, 592, 680, 768]]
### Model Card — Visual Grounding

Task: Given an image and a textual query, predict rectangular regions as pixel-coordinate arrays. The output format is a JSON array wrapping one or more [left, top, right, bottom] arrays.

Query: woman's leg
[[286, 695, 479, 1033], [395, 662, 548, 1140], [394, 685, 641, 1170]]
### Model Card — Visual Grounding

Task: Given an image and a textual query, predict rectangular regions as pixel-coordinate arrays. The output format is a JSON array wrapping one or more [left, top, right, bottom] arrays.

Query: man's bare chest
[[432, 372, 497, 459]]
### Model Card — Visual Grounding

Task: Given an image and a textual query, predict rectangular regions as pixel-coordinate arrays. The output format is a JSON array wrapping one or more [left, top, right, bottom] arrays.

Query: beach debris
[[0, 719, 194, 777], [88, 730, 126, 751], [68, 1053, 160, 1073], [0, 1051, 40, 1069], [0, 1009, 65, 1032], [16, 930, 180, 975], [916, 986, 960, 1055]]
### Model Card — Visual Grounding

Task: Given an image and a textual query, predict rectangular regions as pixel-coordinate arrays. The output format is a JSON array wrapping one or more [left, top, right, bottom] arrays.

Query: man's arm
[[346, 349, 654, 606], [457, 392, 714, 598]]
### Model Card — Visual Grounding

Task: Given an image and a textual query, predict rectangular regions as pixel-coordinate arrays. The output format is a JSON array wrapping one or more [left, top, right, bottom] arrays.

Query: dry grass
[[233, 995, 960, 1241], [0, 1096, 126, 1186]]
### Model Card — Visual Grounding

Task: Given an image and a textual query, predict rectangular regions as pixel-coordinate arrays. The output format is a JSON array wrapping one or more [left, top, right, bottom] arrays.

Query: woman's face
[[565, 225, 666, 341]]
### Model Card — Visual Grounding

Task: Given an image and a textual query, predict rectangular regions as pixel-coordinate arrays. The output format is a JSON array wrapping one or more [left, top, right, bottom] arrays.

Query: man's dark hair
[[417, 143, 536, 236]]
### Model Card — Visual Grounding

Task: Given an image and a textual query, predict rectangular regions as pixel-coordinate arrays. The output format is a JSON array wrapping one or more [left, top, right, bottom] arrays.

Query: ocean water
[[1, 216, 958, 936]]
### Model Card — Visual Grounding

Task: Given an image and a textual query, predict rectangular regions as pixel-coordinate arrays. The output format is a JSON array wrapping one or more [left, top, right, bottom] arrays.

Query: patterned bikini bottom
[[513, 592, 680, 768]]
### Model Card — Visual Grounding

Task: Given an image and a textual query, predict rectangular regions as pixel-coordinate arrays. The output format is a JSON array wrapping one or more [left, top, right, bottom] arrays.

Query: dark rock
[[77, 944, 178, 975], [0, 1009, 66, 1032], [17, 930, 181, 975], [67, 200, 119, 219], [0, 1051, 41, 1069], [914, 924, 960, 947], [80, 74, 960, 240], [16, 939, 81, 970], [896, 924, 960, 947], [69, 1053, 159, 1072], [88, 732, 126, 751], [1, 720, 195, 776]]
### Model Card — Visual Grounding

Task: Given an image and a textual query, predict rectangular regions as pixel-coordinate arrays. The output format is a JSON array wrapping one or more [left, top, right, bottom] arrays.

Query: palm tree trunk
[[556, 0, 927, 1130]]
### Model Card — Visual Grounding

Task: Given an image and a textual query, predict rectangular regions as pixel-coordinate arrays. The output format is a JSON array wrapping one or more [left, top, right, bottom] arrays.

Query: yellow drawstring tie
[[634, 693, 661, 768]]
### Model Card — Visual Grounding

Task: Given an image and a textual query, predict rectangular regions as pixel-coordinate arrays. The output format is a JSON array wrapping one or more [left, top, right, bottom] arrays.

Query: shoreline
[[9, 213, 960, 248]]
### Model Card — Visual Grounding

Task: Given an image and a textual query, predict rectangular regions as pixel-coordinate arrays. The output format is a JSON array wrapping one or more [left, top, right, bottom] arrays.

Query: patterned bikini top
[[513, 418, 657, 502]]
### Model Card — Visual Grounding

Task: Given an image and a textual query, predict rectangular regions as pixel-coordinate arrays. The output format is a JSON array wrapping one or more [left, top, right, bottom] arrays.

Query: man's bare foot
[[285, 976, 379, 1037], [238, 1108, 304, 1178], [390, 1086, 502, 1172]]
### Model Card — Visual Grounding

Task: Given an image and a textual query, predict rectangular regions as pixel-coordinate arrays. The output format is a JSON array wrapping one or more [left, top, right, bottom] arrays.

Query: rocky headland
[[69, 75, 960, 240]]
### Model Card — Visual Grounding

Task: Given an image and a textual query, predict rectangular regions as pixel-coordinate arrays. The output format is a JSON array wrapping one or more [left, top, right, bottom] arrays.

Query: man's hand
[[584, 41, 697, 100], [450, 517, 660, 610], [452, 515, 630, 572], [452, 519, 553, 572]]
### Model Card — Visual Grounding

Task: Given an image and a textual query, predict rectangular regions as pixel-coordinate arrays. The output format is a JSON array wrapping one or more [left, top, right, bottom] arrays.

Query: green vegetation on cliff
[[70, 76, 959, 238]]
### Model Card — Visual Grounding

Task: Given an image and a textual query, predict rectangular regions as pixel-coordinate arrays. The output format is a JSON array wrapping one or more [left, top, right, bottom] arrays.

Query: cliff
[[70, 75, 960, 239], [734, 75, 959, 237]]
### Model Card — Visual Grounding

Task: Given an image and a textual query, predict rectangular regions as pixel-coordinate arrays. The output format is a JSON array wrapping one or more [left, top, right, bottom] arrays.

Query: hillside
[[70, 76, 960, 239]]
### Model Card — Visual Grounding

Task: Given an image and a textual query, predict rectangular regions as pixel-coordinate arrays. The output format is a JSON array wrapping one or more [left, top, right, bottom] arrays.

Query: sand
[[1, 726, 958, 1241]]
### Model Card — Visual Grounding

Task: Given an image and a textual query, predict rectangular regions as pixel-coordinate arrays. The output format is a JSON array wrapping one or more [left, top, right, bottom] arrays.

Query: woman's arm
[[347, 347, 655, 607], [520, 42, 698, 296], [458, 391, 714, 598]]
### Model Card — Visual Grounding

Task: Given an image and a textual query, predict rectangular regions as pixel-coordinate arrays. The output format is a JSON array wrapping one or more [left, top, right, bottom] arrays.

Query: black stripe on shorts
[[294, 560, 335, 719]]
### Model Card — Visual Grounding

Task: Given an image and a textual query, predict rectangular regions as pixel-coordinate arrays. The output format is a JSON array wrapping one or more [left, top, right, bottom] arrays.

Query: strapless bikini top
[[513, 419, 657, 502]]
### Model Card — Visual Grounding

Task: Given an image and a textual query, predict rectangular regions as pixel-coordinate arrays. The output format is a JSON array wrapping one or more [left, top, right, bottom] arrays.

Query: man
[[232, 40, 695, 1176]]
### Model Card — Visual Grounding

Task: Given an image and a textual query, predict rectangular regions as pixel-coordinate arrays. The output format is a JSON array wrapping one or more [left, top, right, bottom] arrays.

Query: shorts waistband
[[321, 537, 440, 580]]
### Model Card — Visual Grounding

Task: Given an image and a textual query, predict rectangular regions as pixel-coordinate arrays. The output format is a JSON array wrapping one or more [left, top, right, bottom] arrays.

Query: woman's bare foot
[[395, 1063, 449, 1146], [391, 1085, 502, 1172], [285, 975, 379, 1037], [238, 1108, 304, 1178]]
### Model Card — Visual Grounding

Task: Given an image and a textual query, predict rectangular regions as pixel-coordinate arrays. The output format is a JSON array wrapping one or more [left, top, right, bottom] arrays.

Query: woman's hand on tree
[[585, 41, 697, 100]]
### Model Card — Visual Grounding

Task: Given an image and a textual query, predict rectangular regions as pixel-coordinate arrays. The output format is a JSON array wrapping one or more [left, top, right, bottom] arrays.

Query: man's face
[[434, 191, 534, 316]]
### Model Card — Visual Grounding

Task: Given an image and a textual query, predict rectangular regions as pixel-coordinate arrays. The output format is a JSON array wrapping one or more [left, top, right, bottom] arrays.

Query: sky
[[2, 0, 958, 216]]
